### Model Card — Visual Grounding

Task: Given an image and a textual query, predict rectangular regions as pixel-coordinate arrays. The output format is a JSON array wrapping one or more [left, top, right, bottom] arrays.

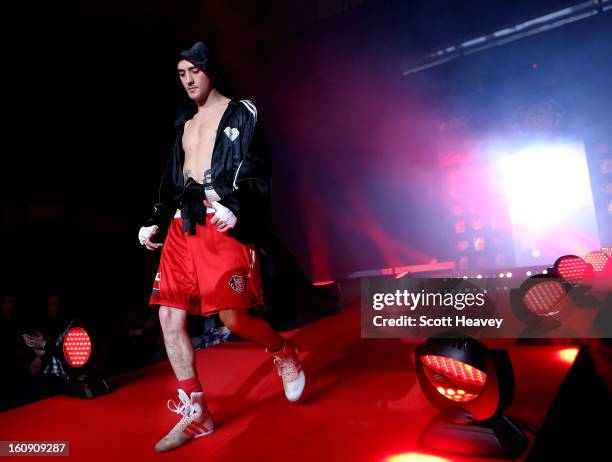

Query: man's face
[[177, 59, 214, 102]]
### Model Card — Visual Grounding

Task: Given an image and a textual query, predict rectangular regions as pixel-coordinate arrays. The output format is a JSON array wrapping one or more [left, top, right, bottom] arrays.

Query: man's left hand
[[210, 202, 237, 232]]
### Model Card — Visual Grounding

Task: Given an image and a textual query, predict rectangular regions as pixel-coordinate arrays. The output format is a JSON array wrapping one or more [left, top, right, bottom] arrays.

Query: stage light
[[63, 327, 92, 367], [584, 251, 609, 273], [60, 322, 112, 399], [510, 252, 611, 335], [421, 354, 485, 403], [312, 280, 335, 286], [415, 333, 527, 458], [510, 274, 572, 331], [553, 255, 594, 285], [523, 281, 565, 316], [600, 255, 612, 277], [523, 277, 568, 317]]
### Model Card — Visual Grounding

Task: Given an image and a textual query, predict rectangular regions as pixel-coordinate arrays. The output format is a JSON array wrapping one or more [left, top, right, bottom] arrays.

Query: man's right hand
[[139, 225, 163, 250]]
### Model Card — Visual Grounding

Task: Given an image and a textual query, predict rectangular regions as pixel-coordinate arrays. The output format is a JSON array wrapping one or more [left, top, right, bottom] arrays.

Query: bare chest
[[182, 107, 226, 182]]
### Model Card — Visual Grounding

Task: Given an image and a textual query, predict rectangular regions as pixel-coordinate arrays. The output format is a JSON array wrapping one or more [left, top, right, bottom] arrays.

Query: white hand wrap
[[205, 187, 221, 202], [138, 225, 158, 245], [212, 202, 237, 229]]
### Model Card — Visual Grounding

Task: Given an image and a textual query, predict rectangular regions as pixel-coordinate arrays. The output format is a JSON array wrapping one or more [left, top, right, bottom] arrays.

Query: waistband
[[175, 208, 215, 219]]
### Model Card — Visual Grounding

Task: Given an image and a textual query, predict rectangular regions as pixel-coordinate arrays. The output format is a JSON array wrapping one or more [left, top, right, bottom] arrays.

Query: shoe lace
[[167, 389, 196, 419], [273, 356, 298, 381]]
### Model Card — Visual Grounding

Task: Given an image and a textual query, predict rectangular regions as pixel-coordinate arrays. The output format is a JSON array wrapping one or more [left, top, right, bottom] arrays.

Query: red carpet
[[0, 305, 576, 462]]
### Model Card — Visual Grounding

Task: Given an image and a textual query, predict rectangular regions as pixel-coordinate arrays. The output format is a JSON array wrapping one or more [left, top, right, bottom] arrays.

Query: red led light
[[432, 385, 478, 402], [392, 262, 456, 275], [523, 280, 566, 316], [422, 355, 486, 385], [63, 327, 92, 367], [585, 251, 609, 272], [312, 280, 335, 286], [556, 256, 592, 283]]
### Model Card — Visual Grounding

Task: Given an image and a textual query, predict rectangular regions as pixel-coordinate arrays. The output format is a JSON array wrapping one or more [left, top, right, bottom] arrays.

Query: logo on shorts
[[229, 275, 247, 293], [152, 272, 162, 295]]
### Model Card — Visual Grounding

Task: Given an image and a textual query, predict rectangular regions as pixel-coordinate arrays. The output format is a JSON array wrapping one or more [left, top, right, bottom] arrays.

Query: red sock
[[178, 377, 202, 395]]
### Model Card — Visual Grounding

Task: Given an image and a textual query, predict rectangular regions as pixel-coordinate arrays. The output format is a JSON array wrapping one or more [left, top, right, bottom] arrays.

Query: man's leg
[[156, 306, 214, 452], [158, 306, 197, 381], [219, 309, 305, 402], [218, 308, 283, 352]]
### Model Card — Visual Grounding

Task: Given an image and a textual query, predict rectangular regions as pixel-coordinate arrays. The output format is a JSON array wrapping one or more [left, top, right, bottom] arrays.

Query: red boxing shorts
[[149, 211, 264, 316]]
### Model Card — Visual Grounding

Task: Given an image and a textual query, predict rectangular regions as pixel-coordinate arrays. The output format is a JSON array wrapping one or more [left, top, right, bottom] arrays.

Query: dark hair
[[178, 41, 234, 97]]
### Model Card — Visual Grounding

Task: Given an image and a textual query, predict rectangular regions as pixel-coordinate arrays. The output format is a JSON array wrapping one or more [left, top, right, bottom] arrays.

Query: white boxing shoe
[[155, 389, 214, 452], [270, 339, 306, 402]]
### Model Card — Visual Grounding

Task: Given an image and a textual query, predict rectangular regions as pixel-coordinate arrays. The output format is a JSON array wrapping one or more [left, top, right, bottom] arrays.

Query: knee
[[159, 306, 185, 334], [219, 309, 247, 332]]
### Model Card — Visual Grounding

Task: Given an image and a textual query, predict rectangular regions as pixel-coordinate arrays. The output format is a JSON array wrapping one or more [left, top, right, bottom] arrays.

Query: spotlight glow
[[500, 142, 600, 264], [557, 348, 579, 365], [385, 453, 451, 462]]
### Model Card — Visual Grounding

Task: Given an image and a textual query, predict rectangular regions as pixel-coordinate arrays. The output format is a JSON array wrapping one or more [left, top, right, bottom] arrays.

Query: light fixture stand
[[420, 410, 528, 458]]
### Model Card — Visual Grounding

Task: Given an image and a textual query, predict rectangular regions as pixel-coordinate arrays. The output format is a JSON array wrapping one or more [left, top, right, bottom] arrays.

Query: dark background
[[1, 0, 610, 315]]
